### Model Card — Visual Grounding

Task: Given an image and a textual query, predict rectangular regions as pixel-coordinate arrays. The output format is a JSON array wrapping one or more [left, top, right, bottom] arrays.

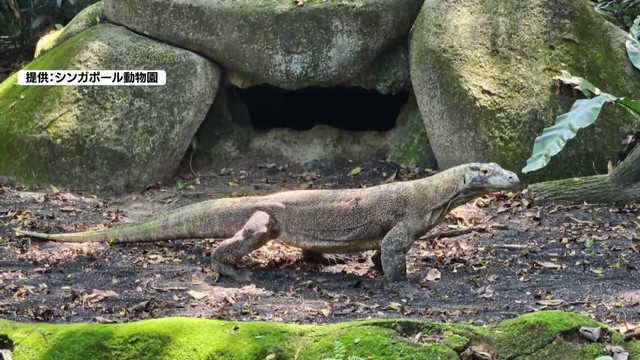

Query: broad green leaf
[[553, 71, 601, 97], [522, 94, 613, 173], [627, 16, 640, 70], [614, 97, 640, 119]]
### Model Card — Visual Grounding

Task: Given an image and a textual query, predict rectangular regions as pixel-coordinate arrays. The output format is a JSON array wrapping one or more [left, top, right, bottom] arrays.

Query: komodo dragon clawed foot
[[210, 211, 276, 282], [211, 262, 252, 282], [301, 250, 351, 265]]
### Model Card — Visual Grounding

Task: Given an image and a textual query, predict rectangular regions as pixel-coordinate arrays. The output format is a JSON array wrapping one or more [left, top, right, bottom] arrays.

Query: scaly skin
[[16, 163, 521, 281]]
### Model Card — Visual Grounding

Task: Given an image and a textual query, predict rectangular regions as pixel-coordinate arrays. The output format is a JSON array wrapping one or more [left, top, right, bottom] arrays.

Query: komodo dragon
[[16, 163, 521, 281]]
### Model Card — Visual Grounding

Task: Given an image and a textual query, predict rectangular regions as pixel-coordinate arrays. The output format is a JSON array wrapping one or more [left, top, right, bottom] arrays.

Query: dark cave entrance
[[235, 85, 409, 131]]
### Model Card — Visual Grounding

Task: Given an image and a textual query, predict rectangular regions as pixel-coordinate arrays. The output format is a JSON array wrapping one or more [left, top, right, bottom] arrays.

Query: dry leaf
[[536, 261, 563, 270], [536, 299, 567, 307], [86, 290, 118, 303], [93, 316, 116, 324], [425, 268, 441, 282], [187, 290, 209, 300]]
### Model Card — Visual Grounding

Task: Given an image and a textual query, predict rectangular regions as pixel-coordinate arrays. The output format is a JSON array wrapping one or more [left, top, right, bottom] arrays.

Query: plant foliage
[[523, 17, 640, 174], [594, 0, 640, 27], [522, 72, 640, 173], [627, 16, 640, 69], [0, 0, 94, 45]]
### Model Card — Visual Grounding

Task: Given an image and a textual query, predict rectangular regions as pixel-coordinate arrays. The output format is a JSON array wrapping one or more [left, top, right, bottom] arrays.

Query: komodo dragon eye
[[480, 168, 491, 175]]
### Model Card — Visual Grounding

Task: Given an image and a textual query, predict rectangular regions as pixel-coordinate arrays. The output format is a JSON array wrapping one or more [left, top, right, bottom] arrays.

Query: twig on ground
[[419, 224, 510, 242]]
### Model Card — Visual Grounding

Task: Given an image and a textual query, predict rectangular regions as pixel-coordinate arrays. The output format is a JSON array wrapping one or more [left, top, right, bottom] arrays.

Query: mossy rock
[[0, 311, 636, 359], [410, 0, 640, 182], [35, 1, 105, 58], [0, 23, 220, 192], [387, 92, 436, 169], [104, 0, 424, 90], [0, 311, 640, 360]]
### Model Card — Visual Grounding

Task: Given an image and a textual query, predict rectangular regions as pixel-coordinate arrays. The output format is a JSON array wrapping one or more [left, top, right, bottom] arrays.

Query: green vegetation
[[594, 0, 640, 27], [523, 17, 640, 174], [0, 0, 95, 46], [0, 311, 636, 359], [522, 71, 640, 173]]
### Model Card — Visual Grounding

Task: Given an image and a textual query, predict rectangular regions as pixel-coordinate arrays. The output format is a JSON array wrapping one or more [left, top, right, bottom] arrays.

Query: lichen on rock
[[104, 0, 424, 90], [0, 23, 220, 192], [410, 0, 640, 181]]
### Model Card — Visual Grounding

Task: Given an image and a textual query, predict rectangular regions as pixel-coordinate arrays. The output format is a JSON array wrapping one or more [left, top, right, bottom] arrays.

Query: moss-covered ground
[[1, 311, 637, 359]]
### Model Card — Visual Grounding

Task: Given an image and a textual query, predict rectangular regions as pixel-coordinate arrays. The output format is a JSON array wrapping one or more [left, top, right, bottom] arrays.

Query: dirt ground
[[1, 40, 640, 334], [1, 160, 639, 333]]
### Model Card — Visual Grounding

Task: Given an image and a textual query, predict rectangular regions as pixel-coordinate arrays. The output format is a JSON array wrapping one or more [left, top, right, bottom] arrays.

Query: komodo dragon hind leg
[[210, 211, 275, 282]]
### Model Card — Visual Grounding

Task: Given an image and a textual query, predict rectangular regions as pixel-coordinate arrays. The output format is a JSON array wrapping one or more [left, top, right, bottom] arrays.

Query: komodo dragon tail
[[15, 198, 262, 244]]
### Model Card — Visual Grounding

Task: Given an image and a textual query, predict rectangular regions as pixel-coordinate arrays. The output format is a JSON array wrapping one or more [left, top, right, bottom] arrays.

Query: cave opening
[[235, 84, 409, 132]]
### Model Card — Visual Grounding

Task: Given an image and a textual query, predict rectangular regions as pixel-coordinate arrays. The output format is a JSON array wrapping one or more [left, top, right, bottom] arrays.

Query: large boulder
[[0, 24, 220, 192], [410, 0, 640, 181], [387, 93, 436, 168], [104, 0, 424, 90]]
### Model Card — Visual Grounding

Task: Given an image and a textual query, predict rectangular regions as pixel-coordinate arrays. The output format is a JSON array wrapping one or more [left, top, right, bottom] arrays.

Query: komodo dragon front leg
[[379, 222, 421, 280], [210, 211, 277, 281]]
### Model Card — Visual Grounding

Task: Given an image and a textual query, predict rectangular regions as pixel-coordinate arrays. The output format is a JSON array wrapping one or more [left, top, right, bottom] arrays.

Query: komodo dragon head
[[461, 163, 522, 195]]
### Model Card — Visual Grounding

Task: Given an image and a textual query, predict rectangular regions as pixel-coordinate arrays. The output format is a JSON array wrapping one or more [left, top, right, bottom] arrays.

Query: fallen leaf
[[537, 299, 567, 307], [93, 316, 115, 324], [50, 185, 60, 194], [348, 166, 363, 176], [86, 290, 118, 303], [536, 261, 563, 270], [425, 268, 441, 282], [187, 290, 209, 300], [387, 302, 403, 310]]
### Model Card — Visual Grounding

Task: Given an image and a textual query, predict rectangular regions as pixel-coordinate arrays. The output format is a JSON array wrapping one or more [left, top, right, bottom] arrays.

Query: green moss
[[387, 94, 436, 168], [0, 24, 219, 192], [1, 318, 445, 360], [410, 0, 640, 181], [443, 335, 469, 352], [490, 311, 625, 359], [0, 30, 87, 184], [1, 311, 635, 360]]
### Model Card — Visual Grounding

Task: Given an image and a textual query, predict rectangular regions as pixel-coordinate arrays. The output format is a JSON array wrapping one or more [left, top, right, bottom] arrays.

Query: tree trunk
[[526, 144, 640, 204]]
